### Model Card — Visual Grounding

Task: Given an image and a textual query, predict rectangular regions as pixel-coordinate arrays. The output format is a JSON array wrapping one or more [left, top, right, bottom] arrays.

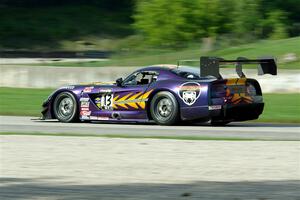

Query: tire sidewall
[[150, 91, 179, 125], [53, 92, 78, 123]]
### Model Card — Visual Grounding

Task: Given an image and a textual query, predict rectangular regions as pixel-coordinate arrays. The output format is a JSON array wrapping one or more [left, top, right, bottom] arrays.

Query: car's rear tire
[[53, 92, 78, 123], [150, 91, 179, 125]]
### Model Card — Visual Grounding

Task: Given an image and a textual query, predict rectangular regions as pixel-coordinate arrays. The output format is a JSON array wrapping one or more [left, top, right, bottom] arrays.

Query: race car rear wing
[[200, 56, 277, 79]]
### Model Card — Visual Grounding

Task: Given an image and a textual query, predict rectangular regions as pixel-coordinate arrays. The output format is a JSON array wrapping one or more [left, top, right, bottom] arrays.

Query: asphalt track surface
[[1, 135, 300, 200], [1, 116, 300, 200], [0, 116, 299, 140]]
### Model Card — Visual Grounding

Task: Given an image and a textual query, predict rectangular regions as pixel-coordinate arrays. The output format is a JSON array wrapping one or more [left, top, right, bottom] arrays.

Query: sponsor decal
[[99, 89, 112, 93], [80, 97, 89, 102], [81, 115, 90, 120], [97, 116, 109, 120], [81, 101, 90, 108], [178, 82, 201, 106], [80, 110, 91, 116], [208, 105, 222, 110], [83, 87, 94, 93], [90, 116, 98, 120], [81, 107, 89, 111]]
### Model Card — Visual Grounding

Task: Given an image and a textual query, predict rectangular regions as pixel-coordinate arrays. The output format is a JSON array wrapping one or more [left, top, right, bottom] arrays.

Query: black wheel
[[53, 92, 78, 123], [150, 91, 179, 125]]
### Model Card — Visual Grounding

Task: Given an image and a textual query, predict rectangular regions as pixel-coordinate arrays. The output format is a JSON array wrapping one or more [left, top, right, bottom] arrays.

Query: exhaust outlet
[[112, 112, 121, 120]]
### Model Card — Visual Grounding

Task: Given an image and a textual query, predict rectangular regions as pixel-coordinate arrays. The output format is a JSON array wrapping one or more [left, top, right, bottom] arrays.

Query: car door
[[112, 71, 157, 119]]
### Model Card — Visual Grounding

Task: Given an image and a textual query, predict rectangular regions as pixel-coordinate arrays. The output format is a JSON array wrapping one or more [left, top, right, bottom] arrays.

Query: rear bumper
[[210, 103, 264, 122]]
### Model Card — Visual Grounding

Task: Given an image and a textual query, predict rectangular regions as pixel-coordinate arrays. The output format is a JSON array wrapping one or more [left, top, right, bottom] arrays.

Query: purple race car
[[41, 56, 277, 125]]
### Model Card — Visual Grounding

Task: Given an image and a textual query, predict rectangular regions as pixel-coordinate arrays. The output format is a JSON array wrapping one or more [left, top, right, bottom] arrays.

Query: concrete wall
[[0, 65, 137, 88], [1, 65, 299, 93]]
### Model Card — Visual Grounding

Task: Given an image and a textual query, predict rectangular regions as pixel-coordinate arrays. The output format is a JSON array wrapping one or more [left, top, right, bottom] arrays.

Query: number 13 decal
[[102, 93, 113, 108], [95, 93, 114, 110]]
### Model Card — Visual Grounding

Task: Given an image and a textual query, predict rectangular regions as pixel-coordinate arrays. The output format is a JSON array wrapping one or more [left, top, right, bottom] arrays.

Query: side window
[[135, 73, 144, 84], [123, 73, 138, 86], [123, 71, 159, 86]]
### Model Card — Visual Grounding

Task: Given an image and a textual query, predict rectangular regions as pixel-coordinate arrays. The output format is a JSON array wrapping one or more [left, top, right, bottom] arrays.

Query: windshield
[[171, 66, 200, 79]]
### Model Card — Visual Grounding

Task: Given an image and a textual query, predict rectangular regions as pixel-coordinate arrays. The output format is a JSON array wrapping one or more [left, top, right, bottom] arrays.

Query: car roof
[[134, 65, 217, 81], [137, 65, 177, 72]]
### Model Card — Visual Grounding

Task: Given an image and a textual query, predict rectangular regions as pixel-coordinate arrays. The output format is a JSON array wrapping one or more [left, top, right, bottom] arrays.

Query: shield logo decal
[[178, 82, 201, 106]]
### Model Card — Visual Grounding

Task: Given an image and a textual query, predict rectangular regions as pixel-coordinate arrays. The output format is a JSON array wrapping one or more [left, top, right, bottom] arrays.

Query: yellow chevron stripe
[[127, 102, 139, 109], [128, 92, 142, 100], [243, 98, 253, 103], [117, 103, 128, 109], [116, 93, 132, 102], [231, 94, 240, 102], [112, 90, 153, 110], [114, 93, 132, 109], [226, 78, 246, 86], [225, 79, 254, 104], [142, 89, 153, 99], [233, 99, 242, 104], [113, 95, 119, 101], [226, 78, 238, 85], [127, 92, 142, 109], [241, 94, 253, 102], [112, 95, 119, 109], [137, 89, 153, 109], [137, 101, 146, 109], [237, 78, 246, 85]]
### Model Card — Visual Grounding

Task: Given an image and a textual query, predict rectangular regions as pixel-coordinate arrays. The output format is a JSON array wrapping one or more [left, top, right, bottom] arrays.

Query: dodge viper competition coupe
[[41, 56, 277, 125]]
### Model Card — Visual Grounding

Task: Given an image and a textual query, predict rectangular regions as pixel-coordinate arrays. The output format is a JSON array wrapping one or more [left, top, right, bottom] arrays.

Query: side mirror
[[116, 78, 123, 87]]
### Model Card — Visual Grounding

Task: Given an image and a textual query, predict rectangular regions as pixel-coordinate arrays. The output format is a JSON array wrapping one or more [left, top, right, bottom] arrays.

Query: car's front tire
[[53, 92, 78, 123], [150, 91, 179, 125]]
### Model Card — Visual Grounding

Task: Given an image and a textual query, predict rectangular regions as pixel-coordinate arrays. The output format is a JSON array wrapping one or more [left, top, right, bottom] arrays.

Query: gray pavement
[[0, 116, 299, 140], [0, 135, 299, 200]]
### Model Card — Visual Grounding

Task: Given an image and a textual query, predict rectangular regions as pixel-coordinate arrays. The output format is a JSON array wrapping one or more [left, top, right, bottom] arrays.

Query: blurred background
[[0, 0, 299, 122], [0, 0, 299, 51]]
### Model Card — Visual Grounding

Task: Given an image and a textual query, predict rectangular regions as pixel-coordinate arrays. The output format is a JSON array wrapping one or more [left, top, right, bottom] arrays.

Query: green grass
[[0, 87, 54, 116], [43, 37, 300, 69], [1, 132, 297, 141], [257, 93, 300, 123], [0, 87, 299, 123]]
